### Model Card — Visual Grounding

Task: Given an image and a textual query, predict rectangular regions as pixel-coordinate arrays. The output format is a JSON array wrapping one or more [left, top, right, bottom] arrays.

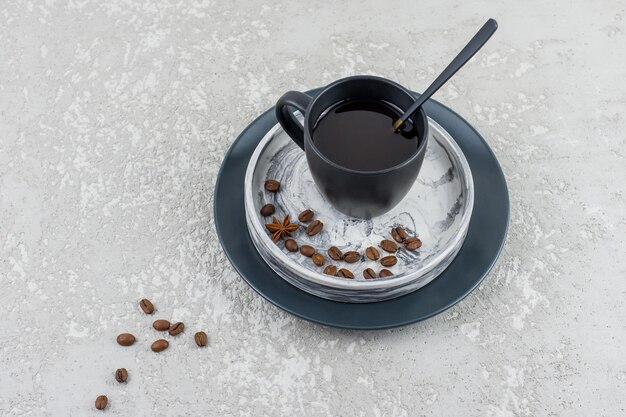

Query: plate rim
[[213, 90, 509, 329]]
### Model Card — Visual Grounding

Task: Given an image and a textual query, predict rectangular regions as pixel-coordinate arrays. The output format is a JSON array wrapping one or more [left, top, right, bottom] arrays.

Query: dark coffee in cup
[[312, 99, 419, 172], [275, 75, 429, 219]]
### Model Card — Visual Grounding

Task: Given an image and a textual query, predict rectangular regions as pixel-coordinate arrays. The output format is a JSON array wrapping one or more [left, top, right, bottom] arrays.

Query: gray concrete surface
[[1, 1, 625, 416]]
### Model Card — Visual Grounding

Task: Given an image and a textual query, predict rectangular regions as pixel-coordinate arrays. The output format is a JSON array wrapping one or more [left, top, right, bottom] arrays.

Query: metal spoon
[[392, 18, 498, 131]]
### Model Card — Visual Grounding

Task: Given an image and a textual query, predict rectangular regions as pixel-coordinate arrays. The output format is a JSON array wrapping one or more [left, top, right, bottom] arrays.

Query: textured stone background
[[1, 1, 625, 416]]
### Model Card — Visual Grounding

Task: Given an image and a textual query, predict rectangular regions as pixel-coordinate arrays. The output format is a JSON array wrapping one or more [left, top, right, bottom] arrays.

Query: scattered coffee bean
[[312, 253, 326, 266], [264, 179, 280, 192], [306, 220, 323, 236], [363, 268, 377, 279], [285, 239, 298, 252], [365, 246, 380, 261], [380, 255, 398, 267], [405, 237, 422, 251], [379, 269, 394, 277], [300, 245, 315, 257], [169, 322, 185, 336], [298, 209, 314, 222], [323, 265, 337, 276], [327, 246, 343, 261], [95, 395, 108, 410], [194, 331, 208, 347], [391, 227, 409, 243], [115, 368, 128, 383], [153, 319, 170, 331], [337, 268, 354, 279], [260, 204, 275, 216], [116, 333, 136, 346], [343, 251, 360, 263], [380, 239, 398, 253], [139, 298, 154, 314], [151, 339, 169, 352]]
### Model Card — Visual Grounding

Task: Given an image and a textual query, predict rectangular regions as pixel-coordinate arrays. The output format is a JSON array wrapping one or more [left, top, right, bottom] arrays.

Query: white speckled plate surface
[[244, 118, 473, 302]]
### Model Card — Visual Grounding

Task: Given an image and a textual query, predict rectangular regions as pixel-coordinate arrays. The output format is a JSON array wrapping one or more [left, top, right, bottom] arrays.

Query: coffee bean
[[139, 298, 154, 314], [337, 268, 354, 279], [380, 255, 397, 267], [365, 246, 380, 261], [260, 204, 275, 216], [151, 339, 169, 352], [391, 227, 409, 243], [115, 368, 128, 383], [343, 251, 360, 263], [298, 209, 314, 222], [379, 269, 394, 277], [300, 245, 315, 257], [363, 268, 376, 279], [312, 253, 326, 266], [194, 331, 208, 347], [264, 179, 280, 192], [169, 322, 184, 336], [284, 239, 298, 252], [380, 239, 398, 253], [153, 319, 170, 331], [405, 237, 422, 251], [327, 246, 343, 261], [323, 265, 337, 276], [116, 333, 135, 346], [95, 395, 108, 410], [306, 220, 323, 236]]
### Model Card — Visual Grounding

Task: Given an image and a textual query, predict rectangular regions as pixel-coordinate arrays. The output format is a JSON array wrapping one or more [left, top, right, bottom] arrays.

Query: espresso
[[312, 99, 419, 171]]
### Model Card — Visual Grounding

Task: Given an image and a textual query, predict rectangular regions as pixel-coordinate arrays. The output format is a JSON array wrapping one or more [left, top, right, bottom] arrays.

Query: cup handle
[[275, 91, 312, 150]]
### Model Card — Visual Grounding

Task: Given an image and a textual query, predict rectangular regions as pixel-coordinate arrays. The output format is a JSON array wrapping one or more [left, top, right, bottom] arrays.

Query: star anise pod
[[265, 215, 299, 242]]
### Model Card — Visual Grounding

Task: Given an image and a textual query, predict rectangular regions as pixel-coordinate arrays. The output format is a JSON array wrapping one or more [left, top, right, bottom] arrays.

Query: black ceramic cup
[[275, 75, 429, 219]]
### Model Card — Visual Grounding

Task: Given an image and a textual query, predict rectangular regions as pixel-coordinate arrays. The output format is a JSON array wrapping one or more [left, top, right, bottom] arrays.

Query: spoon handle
[[393, 18, 498, 130]]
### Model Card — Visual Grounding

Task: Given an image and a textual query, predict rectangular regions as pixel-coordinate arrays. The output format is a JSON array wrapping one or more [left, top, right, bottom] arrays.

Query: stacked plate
[[244, 118, 474, 303]]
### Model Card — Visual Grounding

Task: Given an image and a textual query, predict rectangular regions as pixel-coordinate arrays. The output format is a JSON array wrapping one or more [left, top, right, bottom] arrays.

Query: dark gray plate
[[214, 89, 509, 329]]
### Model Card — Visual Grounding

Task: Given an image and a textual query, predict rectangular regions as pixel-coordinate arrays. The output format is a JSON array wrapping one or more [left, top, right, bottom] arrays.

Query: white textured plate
[[244, 118, 474, 302]]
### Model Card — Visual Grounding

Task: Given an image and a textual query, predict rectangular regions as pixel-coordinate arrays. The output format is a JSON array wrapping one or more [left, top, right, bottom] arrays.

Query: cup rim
[[303, 75, 429, 175]]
